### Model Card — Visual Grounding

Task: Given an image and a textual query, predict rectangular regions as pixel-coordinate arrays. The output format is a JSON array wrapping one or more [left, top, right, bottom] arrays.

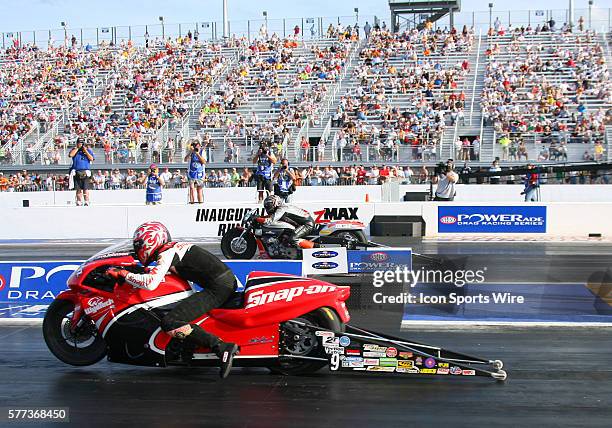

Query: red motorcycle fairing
[[150, 271, 351, 358], [64, 251, 350, 365]]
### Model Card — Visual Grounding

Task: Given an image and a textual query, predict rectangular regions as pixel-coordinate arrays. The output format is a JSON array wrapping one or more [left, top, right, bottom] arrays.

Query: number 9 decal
[[330, 353, 340, 371]]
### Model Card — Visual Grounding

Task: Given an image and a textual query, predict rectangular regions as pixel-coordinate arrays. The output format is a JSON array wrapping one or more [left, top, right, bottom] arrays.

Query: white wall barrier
[[2, 201, 612, 240], [3, 185, 612, 208]]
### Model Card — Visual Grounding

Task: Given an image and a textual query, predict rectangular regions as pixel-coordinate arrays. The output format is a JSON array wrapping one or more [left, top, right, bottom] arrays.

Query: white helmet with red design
[[132, 221, 172, 264]]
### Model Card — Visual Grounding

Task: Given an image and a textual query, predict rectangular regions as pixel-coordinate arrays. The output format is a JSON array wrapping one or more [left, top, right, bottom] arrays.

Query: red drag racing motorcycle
[[43, 243, 350, 375], [43, 243, 507, 380]]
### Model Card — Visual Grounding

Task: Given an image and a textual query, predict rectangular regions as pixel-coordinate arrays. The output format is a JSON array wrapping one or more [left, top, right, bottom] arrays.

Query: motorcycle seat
[[219, 291, 245, 309]]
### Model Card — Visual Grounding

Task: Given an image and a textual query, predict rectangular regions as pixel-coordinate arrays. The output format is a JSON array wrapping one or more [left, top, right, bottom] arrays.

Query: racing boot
[[213, 342, 240, 379], [297, 239, 318, 249]]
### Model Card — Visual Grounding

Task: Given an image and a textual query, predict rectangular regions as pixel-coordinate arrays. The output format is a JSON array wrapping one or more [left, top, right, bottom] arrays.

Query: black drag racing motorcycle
[[221, 209, 374, 260]]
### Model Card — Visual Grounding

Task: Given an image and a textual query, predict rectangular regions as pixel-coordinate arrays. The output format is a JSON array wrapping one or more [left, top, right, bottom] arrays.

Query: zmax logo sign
[[313, 207, 359, 224], [438, 206, 547, 233]]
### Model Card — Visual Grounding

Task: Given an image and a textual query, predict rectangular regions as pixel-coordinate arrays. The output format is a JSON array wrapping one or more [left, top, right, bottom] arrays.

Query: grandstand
[[0, 9, 610, 173]]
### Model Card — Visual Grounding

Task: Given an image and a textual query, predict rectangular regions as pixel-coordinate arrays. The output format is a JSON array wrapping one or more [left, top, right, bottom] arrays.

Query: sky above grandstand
[[0, 0, 607, 32]]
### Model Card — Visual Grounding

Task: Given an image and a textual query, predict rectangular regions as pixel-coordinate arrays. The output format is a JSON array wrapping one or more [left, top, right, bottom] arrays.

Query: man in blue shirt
[[68, 138, 95, 206], [252, 141, 277, 203]]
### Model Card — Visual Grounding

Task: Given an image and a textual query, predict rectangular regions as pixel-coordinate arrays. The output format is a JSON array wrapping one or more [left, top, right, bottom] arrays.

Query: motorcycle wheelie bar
[[278, 322, 507, 381]]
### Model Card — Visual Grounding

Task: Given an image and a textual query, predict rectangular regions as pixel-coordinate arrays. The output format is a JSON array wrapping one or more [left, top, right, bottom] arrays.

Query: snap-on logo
[[311, 262, 339, 270], [440, 216, 457, 224], [312, 251, 339, 259], [245, 284, 336, 309]]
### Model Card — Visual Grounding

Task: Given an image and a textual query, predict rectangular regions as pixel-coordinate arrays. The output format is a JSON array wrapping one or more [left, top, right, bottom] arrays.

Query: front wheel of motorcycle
[[269, 307, 345, 375], [220, 228, 257, 259], [43, 299, 107, 366]]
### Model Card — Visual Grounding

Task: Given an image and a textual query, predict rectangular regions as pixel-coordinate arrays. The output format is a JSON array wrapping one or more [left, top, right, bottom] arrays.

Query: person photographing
[[252, 141, 277, 203], [184, 140, 206, 204], [68, 138, 95, 206], [522, 163, 540, 202], [273, 158, 296, 202], [433, 164, 458, 201], [146, 164, 165, 205]]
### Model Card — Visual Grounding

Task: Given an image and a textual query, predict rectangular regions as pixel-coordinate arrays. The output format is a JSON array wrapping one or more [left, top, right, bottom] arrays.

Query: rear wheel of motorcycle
[[221, 228, 257, 259], [333, 230, 368, 245], [43, 299, 107, 366], [269, 307, 344, 376]]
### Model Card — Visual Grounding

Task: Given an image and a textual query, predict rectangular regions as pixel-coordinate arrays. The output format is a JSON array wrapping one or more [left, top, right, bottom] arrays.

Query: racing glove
[[106, 267, 129, 282]]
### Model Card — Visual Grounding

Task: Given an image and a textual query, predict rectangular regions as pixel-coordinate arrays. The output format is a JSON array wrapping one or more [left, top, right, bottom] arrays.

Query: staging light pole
[[354, 7, 359, 24], [588, 0, 593, 30], [159, 16, 165, 40], [568, 0, 574, 30], [223, 0, 229, 38], [488, 3, 493, 31]]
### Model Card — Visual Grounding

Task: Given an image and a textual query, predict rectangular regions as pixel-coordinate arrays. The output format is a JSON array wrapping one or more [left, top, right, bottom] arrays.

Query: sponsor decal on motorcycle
[[420, 368, 437, 374], [342, 357, 364, 368], [249, 336, 274, 344], [363, 358, 379, 365], [322, 336, 339, 346], [84, 297, 115, 315], [245, 284, 336, 309], [396, 367, 420, 374], [324, 346, 345, 355], [397, 360, 415, 369], [366, 366, 395, 372], [386, 347, 398, 357], [424, 357, 436, 368], [415, 357, 423, 365], [437, 368, 450, 375], [462, 369, 476, 376], [398, 352, 413, 359], [363, 351, 386, 358], [345, 349, 360, 356], [312, 251, 339, 259], [450, 366, 462, 375], [311, 262, 339, 270], [438, 362, 449, 368], [339, 336, 351, 347], [379, 358, 398, 367], [363, 344, 387, 352]]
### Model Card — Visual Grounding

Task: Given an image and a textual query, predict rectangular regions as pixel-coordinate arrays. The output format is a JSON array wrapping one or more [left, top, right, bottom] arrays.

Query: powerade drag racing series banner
[[0, 261, 301, 319], [438, 206, 547, 233]]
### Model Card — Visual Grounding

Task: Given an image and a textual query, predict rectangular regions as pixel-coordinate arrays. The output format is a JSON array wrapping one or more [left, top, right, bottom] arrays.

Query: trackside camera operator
[[68, 138, 95, 206], [433, 160, 458, 201], [522, 163, 540, 202], [252, 141, 277, 202]]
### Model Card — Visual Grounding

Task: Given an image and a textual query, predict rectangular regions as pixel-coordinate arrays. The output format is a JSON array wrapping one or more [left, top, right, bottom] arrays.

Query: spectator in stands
[[185, 140, 206, 204], [68, 139, 95, 206]]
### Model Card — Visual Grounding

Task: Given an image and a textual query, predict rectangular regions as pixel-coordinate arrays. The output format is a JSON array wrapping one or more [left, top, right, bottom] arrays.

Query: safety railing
[[469, 29, 482, 126]]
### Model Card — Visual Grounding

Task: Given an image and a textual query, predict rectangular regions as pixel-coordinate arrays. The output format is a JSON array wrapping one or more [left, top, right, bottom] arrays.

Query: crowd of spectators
[[195, 26, 357, 163], [482, 29, 611, 152], [324, 25, 474, 162], [3, 161, 610, 193]]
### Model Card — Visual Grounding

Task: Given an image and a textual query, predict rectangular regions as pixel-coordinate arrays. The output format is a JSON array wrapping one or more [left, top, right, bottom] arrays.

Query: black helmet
[[263, 195, 282, 214]]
